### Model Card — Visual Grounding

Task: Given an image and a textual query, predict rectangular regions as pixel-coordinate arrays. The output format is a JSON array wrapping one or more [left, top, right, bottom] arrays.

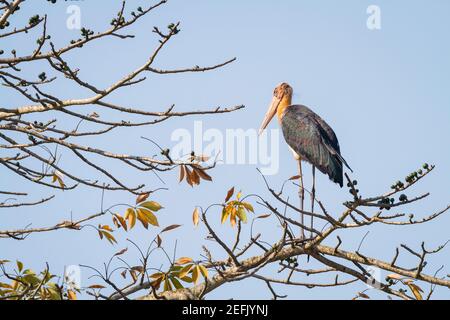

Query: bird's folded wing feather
[[281, 105, 350, 186]]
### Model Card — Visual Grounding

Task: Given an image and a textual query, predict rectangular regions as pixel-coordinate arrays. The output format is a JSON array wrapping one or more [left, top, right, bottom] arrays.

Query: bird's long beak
[[258, 94, 282, 135]]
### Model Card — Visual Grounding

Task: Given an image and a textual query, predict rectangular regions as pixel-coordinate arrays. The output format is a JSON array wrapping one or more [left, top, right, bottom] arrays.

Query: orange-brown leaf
[[161, 224, 182, 233], [136, 192, 150, 204], [193, 208, 199, 227], [67, 290, 77, 300], [225, 187, 234, 202], [176, 257, 193, 265], [190, 168, 200, 185], [179, 165, 186, 183], [194, 167, 212, 182]]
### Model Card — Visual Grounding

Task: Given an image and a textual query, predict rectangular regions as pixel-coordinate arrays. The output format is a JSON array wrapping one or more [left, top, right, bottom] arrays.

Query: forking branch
[[0, 0, 243, 239]]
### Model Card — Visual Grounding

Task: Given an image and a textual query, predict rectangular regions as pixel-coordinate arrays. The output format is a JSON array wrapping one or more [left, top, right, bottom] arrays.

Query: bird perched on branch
[[259, 82, 352, 238]]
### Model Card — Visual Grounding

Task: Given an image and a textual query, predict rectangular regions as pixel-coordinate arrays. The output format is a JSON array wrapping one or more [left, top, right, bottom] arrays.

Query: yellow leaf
[[102, 231, 117, 245], [125, 208, 136, 229], [114, 214, 128, 231], [407, 283, 423, 300], [198, 265, 208, 278], [67, 290, 77, 300], [176, 257, 193, 265], [236, 191, 242, 200], [149, 272, 164, 280], [178, 264, 193, 279], [137, 208, 159, 227], [236, 207, 247, 223], [163, 279, 173, 292], [137, 209, 149, 229], [230, 208, 237, 227], [100, 225, 113, 232], [193, 208, 199, 227], [191, 265, 199, 283], [140, 201, 162, 212], [221, 207, 230, 224], [242, 202, 254, 213]]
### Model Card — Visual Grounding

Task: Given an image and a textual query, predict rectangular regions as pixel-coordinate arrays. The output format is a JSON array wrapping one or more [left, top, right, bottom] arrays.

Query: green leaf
[[170, 277, 184, 289], [17, 260, 23, 273], [241, 202, 254, 213], [236, 207, 247, 223]]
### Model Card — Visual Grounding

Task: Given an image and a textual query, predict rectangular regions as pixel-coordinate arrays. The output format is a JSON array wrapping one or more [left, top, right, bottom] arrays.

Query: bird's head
[[259, 82, 293, 135]]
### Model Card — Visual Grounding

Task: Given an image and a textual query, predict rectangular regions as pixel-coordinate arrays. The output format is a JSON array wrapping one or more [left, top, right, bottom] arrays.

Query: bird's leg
[[311, 166, 316, 238], [298, 160, 305, 239]]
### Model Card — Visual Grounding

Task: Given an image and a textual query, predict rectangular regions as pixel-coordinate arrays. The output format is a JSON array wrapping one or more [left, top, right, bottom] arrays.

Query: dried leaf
[[161, 224, 182, 233], [225, 187, 234, 202], [88, 284, 106, 289], [136, 192, 150, 204], [114, 248, 128, 256], [358, 292, 370, 299], [193, 208, 199, 227], [289, 175, 301, 181], [185, 166, 193, 187], [156, 234, 162, 247], [194, 167, 212, 181], [190, 168, 200, 185], [256, 214, 271, 219], [179, 165, 186, 183]]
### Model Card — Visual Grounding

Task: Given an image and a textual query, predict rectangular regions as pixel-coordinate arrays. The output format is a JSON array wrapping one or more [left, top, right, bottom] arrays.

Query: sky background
[[1, 0, 449, 299]]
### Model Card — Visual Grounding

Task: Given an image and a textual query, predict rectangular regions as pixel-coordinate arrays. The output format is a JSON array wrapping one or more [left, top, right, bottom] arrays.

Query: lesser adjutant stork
[[259, 83, 352, 238]]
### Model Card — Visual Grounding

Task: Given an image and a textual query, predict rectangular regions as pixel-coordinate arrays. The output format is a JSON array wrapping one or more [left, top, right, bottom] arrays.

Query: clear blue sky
[[1, 0, 449, 299]]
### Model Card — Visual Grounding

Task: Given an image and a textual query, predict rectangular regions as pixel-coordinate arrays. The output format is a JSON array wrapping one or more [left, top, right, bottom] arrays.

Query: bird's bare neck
[[277, 95, 292, 121]]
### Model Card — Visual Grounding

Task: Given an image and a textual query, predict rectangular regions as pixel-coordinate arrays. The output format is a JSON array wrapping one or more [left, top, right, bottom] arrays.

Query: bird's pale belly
[[289, 146, 301, 160]]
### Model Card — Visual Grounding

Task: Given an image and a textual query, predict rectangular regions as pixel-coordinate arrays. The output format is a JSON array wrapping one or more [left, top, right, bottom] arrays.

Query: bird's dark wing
[[281, 105, 351, 187]]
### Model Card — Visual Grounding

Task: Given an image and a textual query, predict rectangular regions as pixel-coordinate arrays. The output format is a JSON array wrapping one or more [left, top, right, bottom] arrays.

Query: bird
[[259, 82, 352, 238]]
